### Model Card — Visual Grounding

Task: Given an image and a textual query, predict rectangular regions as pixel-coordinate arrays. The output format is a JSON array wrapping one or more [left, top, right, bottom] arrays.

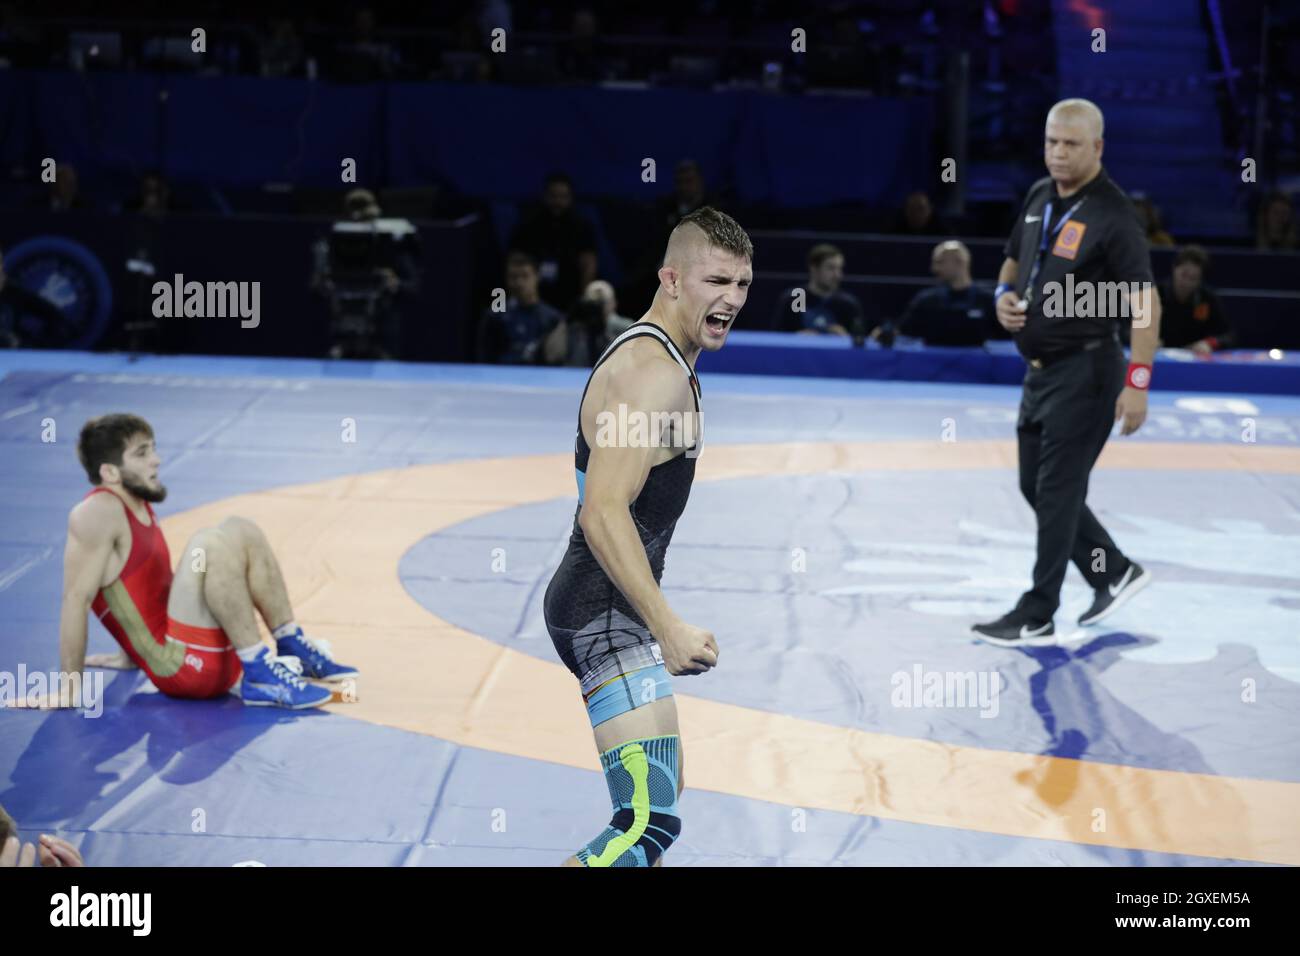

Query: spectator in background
[[559, 7, 604, 83], [893, 191, 948, 236], [1256, 191, 1298, 252], [128, 172, 172, 218], [338, 6, 397, 82], [773, 243, 868, 336], [42, 163, 86, 211], [892, 240, 1001, 346], [477, 252, 564, 364], [586, 277, 633, 339], [623, 159, 717, 312], [508, 172, 598, 312], [1131, 194, 1174, 247], [543, 278, 632, 366], [1155, 245, 1234, 353], [260, 18, 304, 77], [445, 8, 493, 81], [654, 159, 712, 236]]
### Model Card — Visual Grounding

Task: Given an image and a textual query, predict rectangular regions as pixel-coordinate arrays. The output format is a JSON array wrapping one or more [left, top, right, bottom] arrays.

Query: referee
[[973, 98, 1159, 647]]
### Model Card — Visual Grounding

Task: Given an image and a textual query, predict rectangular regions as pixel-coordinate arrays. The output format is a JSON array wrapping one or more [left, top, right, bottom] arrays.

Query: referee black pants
[[1015, 340, 1130, 619]]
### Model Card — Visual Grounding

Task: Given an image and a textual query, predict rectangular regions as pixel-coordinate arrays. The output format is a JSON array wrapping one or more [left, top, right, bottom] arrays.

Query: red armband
[[1126, 363, 1152, 390]]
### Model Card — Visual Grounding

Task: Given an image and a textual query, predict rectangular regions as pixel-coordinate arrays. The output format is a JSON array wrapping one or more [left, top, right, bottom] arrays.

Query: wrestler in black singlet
[[543, 322, 702, 696]]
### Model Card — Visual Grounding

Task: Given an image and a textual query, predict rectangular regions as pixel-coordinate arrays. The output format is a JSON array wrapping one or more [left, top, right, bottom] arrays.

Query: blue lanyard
[[1024, 197, 1087, 304]]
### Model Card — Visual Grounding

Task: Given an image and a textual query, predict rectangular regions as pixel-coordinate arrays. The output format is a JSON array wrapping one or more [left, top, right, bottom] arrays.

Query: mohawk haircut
[[672, 206, 753, 262]]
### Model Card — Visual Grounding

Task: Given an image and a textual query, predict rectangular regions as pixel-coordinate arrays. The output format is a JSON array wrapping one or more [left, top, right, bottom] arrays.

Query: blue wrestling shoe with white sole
[[275, 629, 359, 682], [237, 649, 332, 709]]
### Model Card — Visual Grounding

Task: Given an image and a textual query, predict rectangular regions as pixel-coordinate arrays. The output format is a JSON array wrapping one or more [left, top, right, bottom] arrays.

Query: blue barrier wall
[[697, 332, 1300, 396]]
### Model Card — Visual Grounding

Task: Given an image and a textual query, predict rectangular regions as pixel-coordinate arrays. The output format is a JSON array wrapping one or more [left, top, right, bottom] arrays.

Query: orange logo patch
[[1052, 220, 1087, 260]]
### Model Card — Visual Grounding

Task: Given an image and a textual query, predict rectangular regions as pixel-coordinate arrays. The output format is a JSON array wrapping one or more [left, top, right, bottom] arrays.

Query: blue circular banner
[[4, 235, 113, 349]]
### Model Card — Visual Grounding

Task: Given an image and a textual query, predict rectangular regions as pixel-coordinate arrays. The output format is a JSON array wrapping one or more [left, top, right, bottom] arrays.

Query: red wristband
[[1205, 337, 1219, 351], [1126, 363, 1152, 390]]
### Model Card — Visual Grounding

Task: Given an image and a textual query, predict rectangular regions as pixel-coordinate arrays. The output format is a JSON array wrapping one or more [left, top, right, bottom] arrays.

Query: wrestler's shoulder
[[594, 343, 689, 401], [603, 334, 683, 372], [68, 492, 127, 541]]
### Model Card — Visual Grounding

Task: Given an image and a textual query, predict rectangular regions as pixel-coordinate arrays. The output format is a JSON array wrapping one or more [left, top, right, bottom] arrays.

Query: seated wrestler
[[32, 413, 357, 710]]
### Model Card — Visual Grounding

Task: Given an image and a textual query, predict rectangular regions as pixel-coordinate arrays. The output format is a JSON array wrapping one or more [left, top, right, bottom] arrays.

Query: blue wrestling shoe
[[237, 649, 332, 709], [275, 629, 359, 682]]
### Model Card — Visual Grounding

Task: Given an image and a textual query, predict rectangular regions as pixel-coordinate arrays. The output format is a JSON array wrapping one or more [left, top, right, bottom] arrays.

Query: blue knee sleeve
[[575, 735, 681, 867], [583, 664, 673, 728]]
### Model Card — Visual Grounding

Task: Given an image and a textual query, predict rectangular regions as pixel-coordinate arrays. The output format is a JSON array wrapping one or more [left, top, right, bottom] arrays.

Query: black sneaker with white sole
[[1078, 561, 1151, 626], [971, 609, 1056, 647]]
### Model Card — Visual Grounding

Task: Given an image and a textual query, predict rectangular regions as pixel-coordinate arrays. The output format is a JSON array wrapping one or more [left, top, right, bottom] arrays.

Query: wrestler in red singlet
[[86, 488, 242, 699]]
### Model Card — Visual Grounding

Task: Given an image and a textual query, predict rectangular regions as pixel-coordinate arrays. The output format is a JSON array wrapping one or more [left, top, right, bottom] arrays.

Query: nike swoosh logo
[[1019, 623, 1051, 639], [1024, 215, 1042, 223], [1108, 567, 1134, 597]]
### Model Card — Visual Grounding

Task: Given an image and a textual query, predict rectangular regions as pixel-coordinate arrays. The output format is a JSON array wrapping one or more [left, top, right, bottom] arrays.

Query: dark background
[[0, 0, 1296, 357]]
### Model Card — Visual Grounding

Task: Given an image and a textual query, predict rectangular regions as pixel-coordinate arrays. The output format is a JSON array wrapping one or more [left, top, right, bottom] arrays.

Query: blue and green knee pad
[[576, 665, 680, 867], [575, 734, 681, 867]]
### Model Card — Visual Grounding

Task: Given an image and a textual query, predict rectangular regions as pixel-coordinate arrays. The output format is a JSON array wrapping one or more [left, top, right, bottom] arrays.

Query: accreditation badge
[[1051, 220, 1087, 260]]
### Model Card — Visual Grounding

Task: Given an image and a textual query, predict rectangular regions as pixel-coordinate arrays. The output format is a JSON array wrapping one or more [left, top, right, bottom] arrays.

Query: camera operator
[[542, 279, 632, 367], [311, 189, 420, 359]]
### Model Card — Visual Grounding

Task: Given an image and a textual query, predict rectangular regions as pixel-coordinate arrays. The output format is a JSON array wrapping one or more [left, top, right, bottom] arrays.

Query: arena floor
[[1, 350, 1297, 866]]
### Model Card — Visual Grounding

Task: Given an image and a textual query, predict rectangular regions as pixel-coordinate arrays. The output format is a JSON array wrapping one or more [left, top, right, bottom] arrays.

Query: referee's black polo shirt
[[1004, 167, 1154, 359]]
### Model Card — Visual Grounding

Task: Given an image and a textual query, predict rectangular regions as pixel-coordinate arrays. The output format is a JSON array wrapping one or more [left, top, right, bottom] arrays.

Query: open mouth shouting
[[704, 312, 734, 339]]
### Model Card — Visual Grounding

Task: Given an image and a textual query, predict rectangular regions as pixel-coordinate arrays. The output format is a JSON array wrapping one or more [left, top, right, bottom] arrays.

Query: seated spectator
[[1131, 194, 1174, 247], [40, 162, 87, 212], [1155, 245, 1234, 353], [543, 279, 633, 366], [260, 18, 304, 77], [0, 802, 85, 867], [508, 172, 598, 312], [336, 6, 398, 81], [444, 9, 492, 82], [625, 159, 718, 312], [127, 172, 173, 218], [559, 7, 605, 83], [585, 277, 633, 339], [477, 252, 564, 364], [772, 243, 870, 336], [891, 240, 1001, 346], [1256, 191, 1298, 252], [893, 191, 948, 236], [654, 159, 714, 236]]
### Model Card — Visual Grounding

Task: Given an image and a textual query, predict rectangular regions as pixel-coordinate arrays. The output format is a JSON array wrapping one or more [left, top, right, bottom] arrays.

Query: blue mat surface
[[1, 351, 1296, 865]]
